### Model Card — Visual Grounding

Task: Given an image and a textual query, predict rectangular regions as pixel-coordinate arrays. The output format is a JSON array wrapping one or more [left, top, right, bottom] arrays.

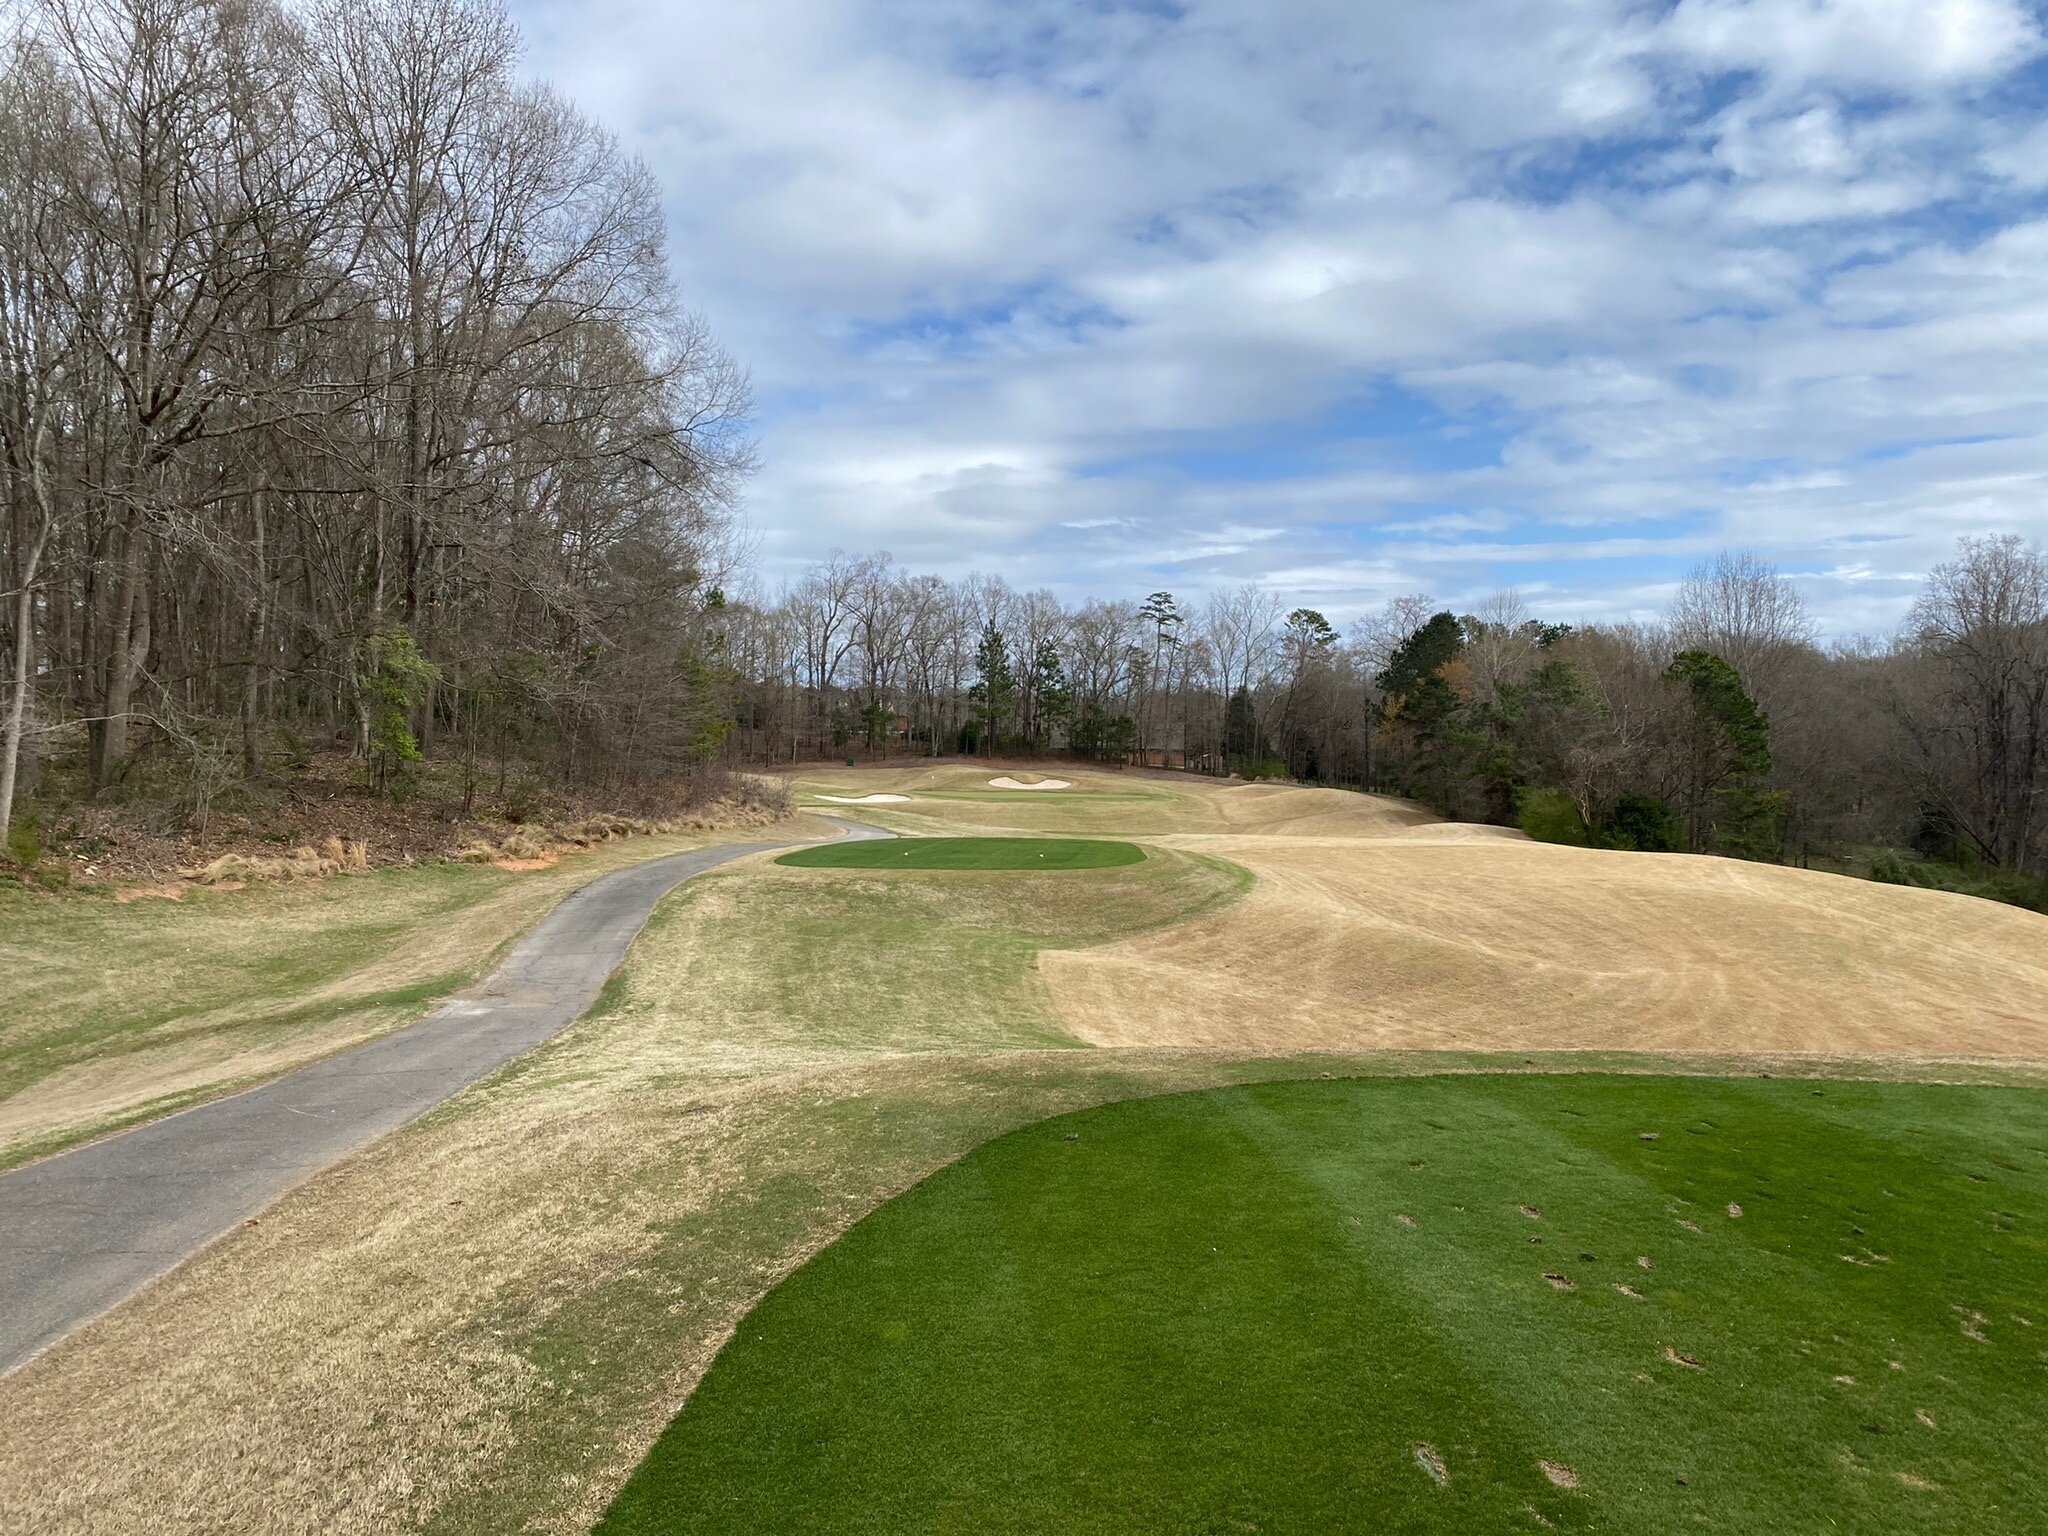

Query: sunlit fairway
[[600, 1074, 2048, 1535], [12, 770, 2048, 1535], [778, 836, 1144, 870]]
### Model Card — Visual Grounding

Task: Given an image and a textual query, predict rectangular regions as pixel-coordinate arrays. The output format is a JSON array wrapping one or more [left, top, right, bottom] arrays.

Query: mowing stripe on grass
[[600, 1074, 2048, 1535], [777, 837, 1144, 871]]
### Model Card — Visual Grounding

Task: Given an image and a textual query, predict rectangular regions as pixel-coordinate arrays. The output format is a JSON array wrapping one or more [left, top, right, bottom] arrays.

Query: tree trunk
[[240, 484, 267, 776], [0, 517, 48, 851], [93, 510, 147, 790]]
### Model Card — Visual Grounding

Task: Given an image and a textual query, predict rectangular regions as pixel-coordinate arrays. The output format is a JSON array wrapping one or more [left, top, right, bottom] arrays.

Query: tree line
[[2, 0, 2040, 909], [727, 537, 2048, 896], [0, 0, 749, 848]]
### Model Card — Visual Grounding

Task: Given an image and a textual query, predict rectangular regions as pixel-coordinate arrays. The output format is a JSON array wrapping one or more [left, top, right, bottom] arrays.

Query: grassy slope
[[513, 845, 1252, 1085], [0, 842, 1261, 1536], [602, 1074, 2048, 1536], [0, 831, 739, 1169], [777, 836, 1145, 870], [11, 769, 2045, 1535]]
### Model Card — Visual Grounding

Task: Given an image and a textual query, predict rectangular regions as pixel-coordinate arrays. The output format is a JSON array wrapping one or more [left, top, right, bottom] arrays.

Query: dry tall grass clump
[[449, 780, 794, 867], [183, 837, 370, 885]]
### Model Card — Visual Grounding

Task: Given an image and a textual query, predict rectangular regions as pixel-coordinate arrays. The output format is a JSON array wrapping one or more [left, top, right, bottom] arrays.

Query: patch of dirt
[[112, 883, 187, 904], [1915, 1408, 1937, 1428], [1663, 1347, 1705, 1370], [1726, 1202, 1743, 1218], [1539, 1460, 1580, 1489], [1896, 1472, 1938, 1491], [1543, 1272, 1575, 1290], [1413, 1442, 1449, 1486], [1614, 1283, 1642, 1298], [1518, 1204, 1542, 1219], [1396, 1213, 1417, 1228], [1637, 1255, 1654, 1268]]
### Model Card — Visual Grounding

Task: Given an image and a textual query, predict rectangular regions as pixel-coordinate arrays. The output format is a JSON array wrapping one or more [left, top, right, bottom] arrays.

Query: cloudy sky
[[512, 0, 2048, 633]]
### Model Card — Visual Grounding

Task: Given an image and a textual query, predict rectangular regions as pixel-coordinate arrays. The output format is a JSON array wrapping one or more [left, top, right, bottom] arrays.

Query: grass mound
[[600, 1074, 2048, 1535], [778, 836, 1144, 870]]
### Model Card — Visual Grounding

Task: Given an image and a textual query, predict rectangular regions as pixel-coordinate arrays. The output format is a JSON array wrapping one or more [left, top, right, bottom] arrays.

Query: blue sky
[[512, 0, 2048, 633]]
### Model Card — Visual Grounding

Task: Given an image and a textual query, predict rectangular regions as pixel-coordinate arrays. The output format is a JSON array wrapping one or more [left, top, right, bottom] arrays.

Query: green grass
[[777, 836, 1145, 870], [601, 1073, 2048, 1535]]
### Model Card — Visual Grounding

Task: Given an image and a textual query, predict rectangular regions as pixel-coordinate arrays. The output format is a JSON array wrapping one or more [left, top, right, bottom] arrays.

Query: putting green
[[600, 1074, 2048, 1534], [778, 837, 1144, 870]]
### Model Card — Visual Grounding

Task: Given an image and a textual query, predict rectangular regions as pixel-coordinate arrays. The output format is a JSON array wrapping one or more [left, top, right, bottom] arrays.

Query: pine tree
[[967, 620, 1016, 755]]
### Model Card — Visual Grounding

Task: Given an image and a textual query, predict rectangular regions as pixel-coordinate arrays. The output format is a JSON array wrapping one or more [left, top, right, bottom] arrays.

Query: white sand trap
[[815, 793, 912, 804], [989, 776, 1071, 791]]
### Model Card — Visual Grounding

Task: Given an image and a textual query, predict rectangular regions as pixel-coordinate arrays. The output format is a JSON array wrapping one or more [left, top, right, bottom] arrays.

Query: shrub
[[1600, 793, 1680, 853], [6, 810, 43, 872], [1518, 787, 1590, 847]]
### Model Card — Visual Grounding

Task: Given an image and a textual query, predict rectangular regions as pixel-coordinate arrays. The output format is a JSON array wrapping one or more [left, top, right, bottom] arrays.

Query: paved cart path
[[0, 818, 888, 1375]]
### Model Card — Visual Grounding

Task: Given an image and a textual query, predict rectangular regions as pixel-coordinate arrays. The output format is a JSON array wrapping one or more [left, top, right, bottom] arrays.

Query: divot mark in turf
[[1396, 1213, 1417, 1228], [1637, 1255, 1654, 1269], [1412, 1442, 1449, 1486], [1897, 1472, 1939, 1491], [1726, 1203, 1743, 1218], [1663, 1347, 1704, 1370], [1915, 1408, 1937, 1428], [1518, 1204, 1542, 1219], [1539, 1460, 1580, 1489], [1615, 1283, 1642, 1298], [1677, 1218, 1703, 1233], [1543, 1273, 1575, 1291]]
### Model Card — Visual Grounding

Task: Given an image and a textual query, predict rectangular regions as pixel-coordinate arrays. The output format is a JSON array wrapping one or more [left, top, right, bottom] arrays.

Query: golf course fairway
[[600, 1074, 2048, 1535], [777, 836, 1145, 870]]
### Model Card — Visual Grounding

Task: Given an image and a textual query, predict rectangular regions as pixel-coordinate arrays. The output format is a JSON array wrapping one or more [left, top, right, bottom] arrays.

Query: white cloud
[[1657, 0, 2042, 88], [509, 0, 2048, 633]]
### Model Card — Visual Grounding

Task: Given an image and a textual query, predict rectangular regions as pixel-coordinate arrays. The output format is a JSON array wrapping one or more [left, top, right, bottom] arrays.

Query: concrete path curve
[[0, 817, 888, 1375]]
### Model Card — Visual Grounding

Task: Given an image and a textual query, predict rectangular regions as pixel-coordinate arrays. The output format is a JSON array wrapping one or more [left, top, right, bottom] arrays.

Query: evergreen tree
[[1031, 640, 1072, 746], [967, 620, 1017, 754], [1665, 649, 1783, 858]]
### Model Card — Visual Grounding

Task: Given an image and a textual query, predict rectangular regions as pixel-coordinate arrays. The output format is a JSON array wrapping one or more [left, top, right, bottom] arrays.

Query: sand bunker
[[816, 793, 913, 805], [989, 777, 1070, 791]]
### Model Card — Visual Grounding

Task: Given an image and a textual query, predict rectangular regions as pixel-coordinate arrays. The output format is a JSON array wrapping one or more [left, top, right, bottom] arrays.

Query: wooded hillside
[[0, 0, 750, 854]]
